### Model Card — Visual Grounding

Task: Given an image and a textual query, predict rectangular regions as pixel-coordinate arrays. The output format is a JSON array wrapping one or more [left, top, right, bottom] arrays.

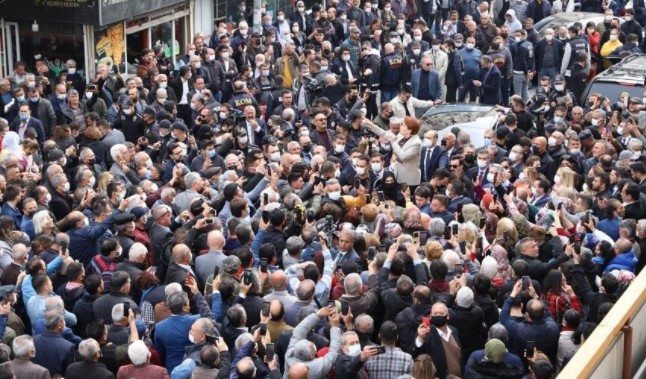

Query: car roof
[[535, 12, 618, 34], [595, 55, 646, 83], [420, 103, 495, 116]]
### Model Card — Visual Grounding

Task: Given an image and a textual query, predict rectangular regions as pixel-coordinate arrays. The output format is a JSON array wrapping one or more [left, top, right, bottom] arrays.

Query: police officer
[[560, 25, 590, 79], [227, 80, 260, 114], [548, 74, 576, 105], [488, 38, 513, 105], [510, 29, 534, 101]]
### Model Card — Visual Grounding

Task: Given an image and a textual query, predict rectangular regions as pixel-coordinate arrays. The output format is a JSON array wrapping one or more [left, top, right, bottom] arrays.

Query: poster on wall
[[99, 0, 186, 26], [94, 23, 125, 71]]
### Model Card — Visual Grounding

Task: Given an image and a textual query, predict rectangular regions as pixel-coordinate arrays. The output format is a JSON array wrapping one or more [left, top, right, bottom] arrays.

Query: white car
[[418, 103, 506, 147]]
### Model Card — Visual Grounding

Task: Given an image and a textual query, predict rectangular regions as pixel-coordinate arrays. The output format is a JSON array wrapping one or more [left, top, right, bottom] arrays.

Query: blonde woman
[[97, 172, 114, 195], [423, 240, 444, 270], [552, 166, 578, 196]]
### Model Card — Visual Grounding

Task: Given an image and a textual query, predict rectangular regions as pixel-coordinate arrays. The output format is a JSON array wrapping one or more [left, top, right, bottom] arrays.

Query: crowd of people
[[0, 0, 644, 378]]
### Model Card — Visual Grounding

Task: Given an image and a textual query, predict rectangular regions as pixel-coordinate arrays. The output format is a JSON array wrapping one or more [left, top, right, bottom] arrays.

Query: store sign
[[0, 0, 98, 24], [99, 0, 186, 26]]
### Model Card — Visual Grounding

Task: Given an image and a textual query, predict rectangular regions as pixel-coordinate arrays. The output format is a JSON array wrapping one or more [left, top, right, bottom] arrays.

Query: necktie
[[424, 148, 432, 180], [403, 101, 411, 117], [478, 169, 485, 183]]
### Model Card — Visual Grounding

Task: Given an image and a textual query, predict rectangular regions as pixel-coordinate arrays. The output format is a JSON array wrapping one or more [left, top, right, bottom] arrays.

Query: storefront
[[0, 0, 193, 81]]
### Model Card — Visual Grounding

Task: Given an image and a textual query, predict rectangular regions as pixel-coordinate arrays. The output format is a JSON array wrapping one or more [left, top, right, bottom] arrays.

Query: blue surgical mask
[[19, 113, 29, 121], [208, 149, 216, 158], [144, 170, 153, 180]]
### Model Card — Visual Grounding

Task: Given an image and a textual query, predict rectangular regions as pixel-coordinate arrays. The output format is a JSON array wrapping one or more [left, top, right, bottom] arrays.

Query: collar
[[435, 326, 452, 342]]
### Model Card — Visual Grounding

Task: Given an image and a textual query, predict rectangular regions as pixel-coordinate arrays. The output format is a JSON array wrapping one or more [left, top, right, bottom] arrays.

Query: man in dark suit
[[420, 130, 449, 183], [164, 244, 195, 285], [413, 302, 463, 378], [447, 179, 474, 213], [240, 105, 267, 147], [150, 205, 175, 282], [622, 182, 646, 219], [530, 178, 552, 208], [630, 162, 646, 195], [169, 66, 194, 125], [9, 104, 46, 146], [467, 150, 492, 186], [332, 47, 359, 85], [474, 55, 501, 105]]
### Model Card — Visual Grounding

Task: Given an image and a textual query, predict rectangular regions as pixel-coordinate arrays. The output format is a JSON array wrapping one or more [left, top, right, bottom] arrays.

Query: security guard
[[510, 29, 534, 101], [227, 80, 260, 114], [488, 38, 514, 105], [560, 25, 590, 78]]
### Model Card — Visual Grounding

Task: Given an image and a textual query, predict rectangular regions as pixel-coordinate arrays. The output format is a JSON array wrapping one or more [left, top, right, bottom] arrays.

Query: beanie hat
[[485, 338, 506, 364]]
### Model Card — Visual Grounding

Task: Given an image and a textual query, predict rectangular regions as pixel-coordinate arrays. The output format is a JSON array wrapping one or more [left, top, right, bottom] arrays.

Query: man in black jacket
[[395, 285, 432, 353], [64, 338, 113, 379], [565, 258, 619, 323], [332, 331, 379, 378], [449, 286, 485, 361], [413, 302, 463, 378], [515, 237, 570, 283]]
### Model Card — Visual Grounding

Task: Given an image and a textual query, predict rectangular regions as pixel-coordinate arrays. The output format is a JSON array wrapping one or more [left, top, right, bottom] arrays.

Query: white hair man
[[117, 340, 168, 377], [6, 335, 49, 378], [64, 338, 113, 377]]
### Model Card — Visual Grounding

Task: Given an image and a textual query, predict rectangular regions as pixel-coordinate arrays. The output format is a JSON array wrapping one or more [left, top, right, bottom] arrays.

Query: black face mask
[[531, 145, 540, 155], [348, 95, 358, 103], [464, 153, 475, 165], [356, 330, 372, 342], [431, 315, 448, 327], [303, 143, 312, 152]]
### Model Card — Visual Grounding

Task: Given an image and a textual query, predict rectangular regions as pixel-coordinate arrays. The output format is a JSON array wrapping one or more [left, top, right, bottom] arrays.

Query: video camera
[[303, 75, 324, 93]]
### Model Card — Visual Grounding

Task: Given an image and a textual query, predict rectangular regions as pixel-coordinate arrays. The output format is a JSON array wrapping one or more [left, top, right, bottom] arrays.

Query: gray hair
[[354, 314, 374, 333], [165, 282, 182, 296], [235, 332, 253, 351], [196, 318, 215, 336], [184, 172, 201, 189], [11, 243, 28, 261], [344, 273, 363, 296], [50, 174, 67, 189], [429, 217, 446, 237], [488, 323, 509, 344], [78, 338, 100, 360], [12, 335, 35, 358], [167, 291, 189, 315], [128, 340, 150, 365], [285, 236, 305, 256], [129, 242, 148, 261], [110, 144, 127, 162], [341, 331, 358, 346], [112, 303, 126, 323], [45, 312, 64, 330]]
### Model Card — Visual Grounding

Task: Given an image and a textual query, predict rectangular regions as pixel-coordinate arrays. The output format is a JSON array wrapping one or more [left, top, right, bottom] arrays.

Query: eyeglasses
[[450, 164, 460, 168]]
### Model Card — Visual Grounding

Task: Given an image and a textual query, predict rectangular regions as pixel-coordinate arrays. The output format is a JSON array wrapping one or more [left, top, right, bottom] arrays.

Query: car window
[[584, 81, 644, 104]]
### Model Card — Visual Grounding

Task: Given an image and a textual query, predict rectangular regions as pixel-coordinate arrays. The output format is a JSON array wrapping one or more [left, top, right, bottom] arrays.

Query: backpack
[[412, 354, 436, 379]]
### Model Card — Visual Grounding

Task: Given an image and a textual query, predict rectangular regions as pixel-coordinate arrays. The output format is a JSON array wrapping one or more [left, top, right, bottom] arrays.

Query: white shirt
[[179, 78, 190, 105], [415, 326, 452, 347]]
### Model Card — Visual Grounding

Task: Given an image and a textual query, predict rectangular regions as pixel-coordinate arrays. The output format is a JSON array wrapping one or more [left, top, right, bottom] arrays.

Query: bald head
[[270, 270, 288, 291], [288, 362, 309, 379], [615, 238, 632, 255], [207, 230, 225, 250], [172, 244, 191, 265]]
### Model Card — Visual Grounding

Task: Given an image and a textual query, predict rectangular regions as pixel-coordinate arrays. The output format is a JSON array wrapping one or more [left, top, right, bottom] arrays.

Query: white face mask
[[321, 65, 328, 71], [509, 152, 518, 161], [355, 167, 365, 175], [89, 177, 96, 188], [329, 191, 341, 200], [371, 163, 382, 172], [617, 127, 624, 135], [554, 84, 564, 92], [45, 193, 52, 204], [123, 108, 134, 115], [477, 159, 488, 168], [519, 172, 526, 180], [347, 344, 361, 356], [57, 94, 67, 101], [159, 82, 168, 89], [414, 35, 422, 41], [466, 43, 475, 49], [207, 55, 215, 62], [270, 151, 281, 162], [335, 168, 341, 178], [515, 37, 522, 43], [221, 52, 230, 59], [413, 49, 421, 55], [486, 172, 495, 183], [62, 182, 70, 192], [335, 144, 345, 153], [591, 119, 599, 126], [554, 175, 561, 184], [432, 45, 440, 51], [342, 55, 350, 61], [85, 92, 93, 99], [548, 137, 557, 147], [188, 333, 196, 344], [68, 68, 76, 74]]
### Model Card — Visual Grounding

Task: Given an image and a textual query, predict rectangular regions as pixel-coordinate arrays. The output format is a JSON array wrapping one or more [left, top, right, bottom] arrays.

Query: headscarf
[[382, 171, 406, 207], [1, 132, 24, 159], [490, 244, 512, 281]]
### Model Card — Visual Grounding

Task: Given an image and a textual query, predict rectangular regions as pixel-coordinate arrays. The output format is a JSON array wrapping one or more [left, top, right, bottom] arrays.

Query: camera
[[303, 75, 324, 93], [227, 108, 245, 124]]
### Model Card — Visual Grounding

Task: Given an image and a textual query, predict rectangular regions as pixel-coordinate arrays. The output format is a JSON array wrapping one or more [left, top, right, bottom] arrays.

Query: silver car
[[418, 103, 506, 147], [534, 12, 619, 36]]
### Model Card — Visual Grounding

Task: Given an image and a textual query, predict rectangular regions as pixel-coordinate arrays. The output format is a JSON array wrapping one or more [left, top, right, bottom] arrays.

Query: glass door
[[0, 20, 20, 77]]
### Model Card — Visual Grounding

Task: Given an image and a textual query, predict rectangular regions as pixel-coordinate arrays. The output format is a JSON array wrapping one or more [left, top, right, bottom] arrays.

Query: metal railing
[[557, 268, 646, 379]]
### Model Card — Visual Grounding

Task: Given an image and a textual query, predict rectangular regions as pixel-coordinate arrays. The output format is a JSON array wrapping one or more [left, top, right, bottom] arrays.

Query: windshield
[[583, 81, 644, 104]]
